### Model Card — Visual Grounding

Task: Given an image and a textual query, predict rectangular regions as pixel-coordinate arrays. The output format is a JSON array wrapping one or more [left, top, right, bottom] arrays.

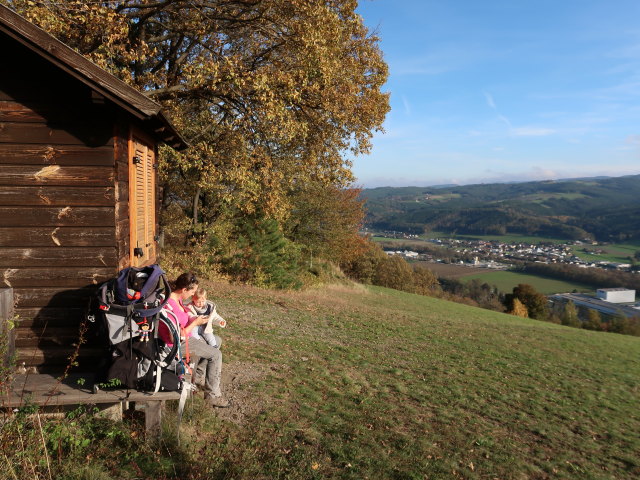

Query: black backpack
[[89, 265, 183, 392]]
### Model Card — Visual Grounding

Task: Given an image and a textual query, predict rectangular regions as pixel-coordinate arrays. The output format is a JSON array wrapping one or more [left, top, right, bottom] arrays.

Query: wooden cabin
[[0, 5, 186, 373]]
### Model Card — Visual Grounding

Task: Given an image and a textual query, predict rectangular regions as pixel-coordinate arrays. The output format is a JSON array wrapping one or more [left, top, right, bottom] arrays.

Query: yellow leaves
[[14, 0, 389, 228]]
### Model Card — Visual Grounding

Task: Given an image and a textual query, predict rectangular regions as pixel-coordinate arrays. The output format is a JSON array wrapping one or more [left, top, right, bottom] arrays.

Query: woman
[[160, 272, 229, 408]]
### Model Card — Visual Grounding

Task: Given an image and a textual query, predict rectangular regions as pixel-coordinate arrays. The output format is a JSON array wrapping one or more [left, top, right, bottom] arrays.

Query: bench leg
[[96, 402, 123, 422], [144, 400, 164, 441]]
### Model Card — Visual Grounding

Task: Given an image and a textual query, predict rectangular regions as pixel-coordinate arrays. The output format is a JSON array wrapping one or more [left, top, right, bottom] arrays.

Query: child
[[188, 287, 226, 349], [161, 273, 228, 407]]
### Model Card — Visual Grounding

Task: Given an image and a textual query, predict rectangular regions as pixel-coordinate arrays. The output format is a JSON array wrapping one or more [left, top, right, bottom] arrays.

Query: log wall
[[1, 34, 120, 371]]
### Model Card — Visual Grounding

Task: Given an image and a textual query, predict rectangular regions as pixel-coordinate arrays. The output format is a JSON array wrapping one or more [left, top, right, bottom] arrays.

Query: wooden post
[[0, 288, 15, 369]]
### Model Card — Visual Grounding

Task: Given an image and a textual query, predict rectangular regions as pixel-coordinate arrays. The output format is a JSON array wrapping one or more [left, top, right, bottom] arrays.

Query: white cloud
[[483, 91, 496, 109], [498, 115, 512, 129], [402, 95, 411, 115], [511, 127, 556, 137]]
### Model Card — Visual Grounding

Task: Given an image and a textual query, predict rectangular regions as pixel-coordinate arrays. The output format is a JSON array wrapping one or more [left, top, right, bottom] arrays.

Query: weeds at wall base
[[0, 404, 189, 480]]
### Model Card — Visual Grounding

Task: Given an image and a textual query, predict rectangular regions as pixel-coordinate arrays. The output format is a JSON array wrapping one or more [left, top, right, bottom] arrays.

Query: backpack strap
[[138, 265, 166, 299], [113, 267, 133, 304]]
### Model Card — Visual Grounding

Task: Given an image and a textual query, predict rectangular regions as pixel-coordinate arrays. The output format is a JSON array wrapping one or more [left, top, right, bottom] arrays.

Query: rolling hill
[[361, 175, 640, 241]]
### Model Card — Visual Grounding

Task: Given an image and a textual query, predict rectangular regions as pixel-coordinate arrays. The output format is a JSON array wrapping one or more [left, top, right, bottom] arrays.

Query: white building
[[551, 293, 640, 318], [596, 288, 636, 303]]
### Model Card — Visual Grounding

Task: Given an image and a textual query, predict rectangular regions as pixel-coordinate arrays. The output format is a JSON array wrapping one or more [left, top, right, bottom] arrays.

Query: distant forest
[[361, 175, 640, 241]]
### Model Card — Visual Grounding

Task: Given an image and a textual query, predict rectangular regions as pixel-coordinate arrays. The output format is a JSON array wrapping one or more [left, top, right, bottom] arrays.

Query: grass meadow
[[5, 281, 639, 479], [460, 270, 594, 295], [570, 243, 640, 264], [176, 282, 638, 479]]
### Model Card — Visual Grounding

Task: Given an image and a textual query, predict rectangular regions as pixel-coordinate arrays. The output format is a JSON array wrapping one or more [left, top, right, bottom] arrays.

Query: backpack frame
[[89, 265, 184, 392]]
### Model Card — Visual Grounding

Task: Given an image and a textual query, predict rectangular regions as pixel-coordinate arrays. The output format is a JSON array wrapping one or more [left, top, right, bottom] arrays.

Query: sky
[[353, 0, 640, 187]]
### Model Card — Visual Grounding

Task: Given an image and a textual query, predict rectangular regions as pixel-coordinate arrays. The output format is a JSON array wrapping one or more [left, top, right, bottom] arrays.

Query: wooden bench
[[1, 373, 182, 440]]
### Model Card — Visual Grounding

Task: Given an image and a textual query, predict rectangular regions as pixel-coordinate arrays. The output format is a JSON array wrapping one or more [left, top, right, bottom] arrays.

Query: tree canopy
[[6, 0, 388, 220], [4, 0, 389, 284]]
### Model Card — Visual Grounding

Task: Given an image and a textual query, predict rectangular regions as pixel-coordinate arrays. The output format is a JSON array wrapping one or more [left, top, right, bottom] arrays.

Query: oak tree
[[5, 0, 389, 222]]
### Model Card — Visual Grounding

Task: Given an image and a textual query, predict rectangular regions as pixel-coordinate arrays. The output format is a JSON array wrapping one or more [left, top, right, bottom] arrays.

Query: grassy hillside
[[177, 282, 639, 478], [6, 281, 639, 479]]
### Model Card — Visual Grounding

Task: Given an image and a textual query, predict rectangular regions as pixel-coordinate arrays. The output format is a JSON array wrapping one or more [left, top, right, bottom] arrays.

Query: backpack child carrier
[[90, 264, 184, 392]]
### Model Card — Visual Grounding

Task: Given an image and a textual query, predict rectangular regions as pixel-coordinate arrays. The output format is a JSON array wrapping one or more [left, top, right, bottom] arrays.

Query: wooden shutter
[[129, 131, 156, 267]]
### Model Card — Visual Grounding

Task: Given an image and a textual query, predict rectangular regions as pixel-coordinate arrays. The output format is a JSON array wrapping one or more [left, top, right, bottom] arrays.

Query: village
[[378, 231, 637, 272]]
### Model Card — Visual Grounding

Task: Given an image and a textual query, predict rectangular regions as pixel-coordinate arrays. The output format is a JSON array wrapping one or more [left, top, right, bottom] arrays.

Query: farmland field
[[570, 243, 640, 263], [461, 270, 594, 295], [417, 262, 594, 294], [415, 261, 496, 279]]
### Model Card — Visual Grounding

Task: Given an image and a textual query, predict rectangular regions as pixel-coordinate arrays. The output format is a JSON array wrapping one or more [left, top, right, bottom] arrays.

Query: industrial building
[[551, 292, 640, 319], [596, 288, 636, 303]]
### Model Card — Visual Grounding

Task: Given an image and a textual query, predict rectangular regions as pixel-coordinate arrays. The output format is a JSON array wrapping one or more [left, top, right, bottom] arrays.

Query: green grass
[[461, 270, 594, 295], [8, 281, 639, 479], [180, 282, 639, 479], [371, 236, 423, 243], [570, 243, 640, 264]]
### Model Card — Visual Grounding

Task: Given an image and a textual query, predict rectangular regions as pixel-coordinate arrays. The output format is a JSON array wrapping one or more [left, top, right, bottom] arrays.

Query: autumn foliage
[[3, 0, 390, 285]]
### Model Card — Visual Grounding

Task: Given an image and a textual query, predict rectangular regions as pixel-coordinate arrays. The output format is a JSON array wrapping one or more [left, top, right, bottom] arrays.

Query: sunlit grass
[[461, 270, 594, 294], [181, 281, 640, 479], [570, 243, 640, 264], [7, 281, 637, 479]]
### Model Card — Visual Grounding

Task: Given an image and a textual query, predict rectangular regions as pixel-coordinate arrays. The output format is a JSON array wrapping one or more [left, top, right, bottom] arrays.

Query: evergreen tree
[[226, 216, 302, 289]]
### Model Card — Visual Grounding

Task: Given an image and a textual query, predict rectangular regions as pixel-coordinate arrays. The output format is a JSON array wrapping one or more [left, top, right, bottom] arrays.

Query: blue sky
[[353, 0, 640, 187]]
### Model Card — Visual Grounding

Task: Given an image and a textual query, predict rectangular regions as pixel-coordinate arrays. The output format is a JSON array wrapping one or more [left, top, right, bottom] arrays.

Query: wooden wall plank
[[15, 307, 84, 328], [14, 286, 96, 308], [0, 207, 113, 227], [0, 186, 114, 206], [0, 247, 117, 268], [0, 165, 113, 186], [0, 144, 113, 166], [0, 100, 47, 122], [0, 122, 113, 146], [0, 100, 109, 124], [15, 329, 81, 349], [1, 267, 114, 288], [0, 227, 115, 247], [16, 347, 103, 370]]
